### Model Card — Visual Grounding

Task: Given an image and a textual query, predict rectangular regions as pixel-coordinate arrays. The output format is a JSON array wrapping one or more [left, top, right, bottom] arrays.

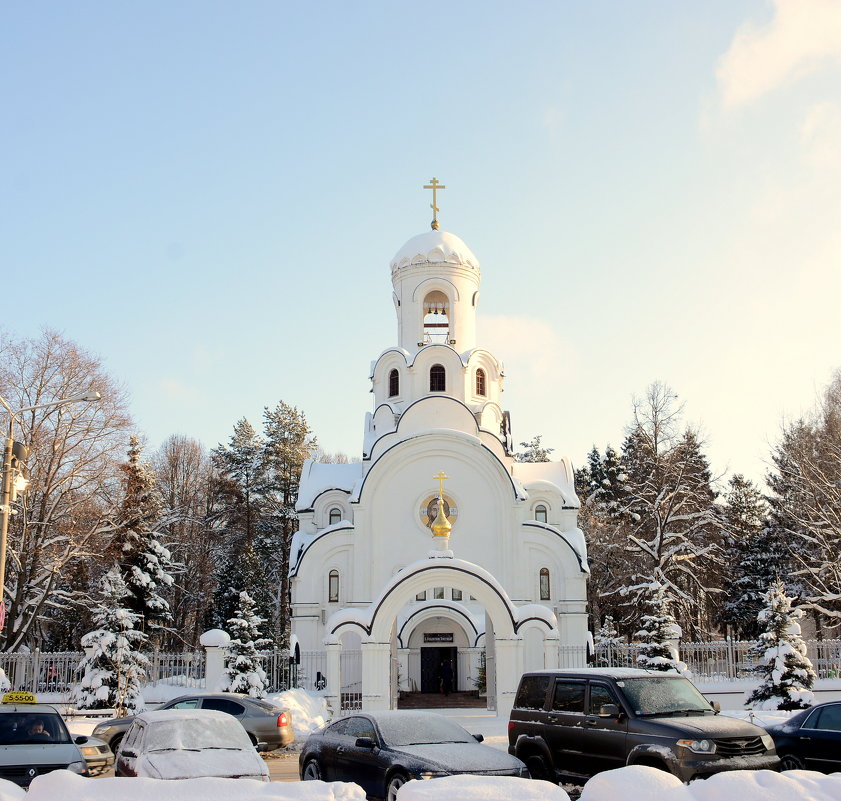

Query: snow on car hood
[[140, 749, 266, 780], [391, 742, 522, 772], [646, 714, 767, 738]]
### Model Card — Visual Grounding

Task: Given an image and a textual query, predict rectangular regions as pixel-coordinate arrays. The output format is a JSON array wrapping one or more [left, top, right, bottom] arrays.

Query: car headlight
[[761, 734, 775, 751], [418, 770, 447, 780], [80, 746, 99, 757], [677, 738, 717, 754], [67, 760, 88, 775]]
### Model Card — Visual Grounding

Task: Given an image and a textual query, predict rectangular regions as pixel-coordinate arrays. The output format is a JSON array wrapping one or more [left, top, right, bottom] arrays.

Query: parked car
[[764, 700, 841, 772], [114, 709, 270, 781], [300, 710, 528, 801], [77, 735, 114, 776], [508, 668, 779, 783], [92, 692, 293, 753], [0, 691, 89, 786]]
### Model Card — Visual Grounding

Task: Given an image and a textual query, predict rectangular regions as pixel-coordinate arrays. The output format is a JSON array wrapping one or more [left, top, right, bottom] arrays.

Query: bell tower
[[389, 179, 481, 355]]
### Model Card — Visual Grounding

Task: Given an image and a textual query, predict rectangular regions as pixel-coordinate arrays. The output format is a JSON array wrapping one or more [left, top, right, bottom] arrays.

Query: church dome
[[390, 230, 480, 272]]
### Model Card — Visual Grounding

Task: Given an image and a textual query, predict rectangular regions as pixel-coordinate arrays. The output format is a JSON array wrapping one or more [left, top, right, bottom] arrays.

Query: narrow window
[[476, 369, 486, 396], [328, 570, 339, 603], [433, 587, 445, 599], [416, 590, 427, 601], [535, 505, 548, 524], [329, 508, 341, 526], [430, 364, 446, 392], [539, 568, 551, 601], [389, 369, 399, 397], [452, 589, 463, 601]]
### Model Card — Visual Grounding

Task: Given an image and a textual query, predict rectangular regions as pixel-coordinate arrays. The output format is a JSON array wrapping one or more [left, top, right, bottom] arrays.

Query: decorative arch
[[397, 602, 481, 648]]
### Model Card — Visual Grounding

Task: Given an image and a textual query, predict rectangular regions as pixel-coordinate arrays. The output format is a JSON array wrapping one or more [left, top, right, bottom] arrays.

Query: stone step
[[398, 691, 487, 709]]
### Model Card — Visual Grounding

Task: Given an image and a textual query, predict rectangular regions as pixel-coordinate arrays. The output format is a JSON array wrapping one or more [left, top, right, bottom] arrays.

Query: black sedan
[[764, 700, 841, 773], [299, 711, 528, 801]]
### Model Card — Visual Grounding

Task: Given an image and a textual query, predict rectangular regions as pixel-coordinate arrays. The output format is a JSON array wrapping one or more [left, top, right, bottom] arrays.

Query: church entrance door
[[420, 646, 457, 693]]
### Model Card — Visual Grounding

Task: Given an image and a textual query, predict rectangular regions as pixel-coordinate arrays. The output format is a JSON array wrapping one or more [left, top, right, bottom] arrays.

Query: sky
[[2, 1, 840, 490]]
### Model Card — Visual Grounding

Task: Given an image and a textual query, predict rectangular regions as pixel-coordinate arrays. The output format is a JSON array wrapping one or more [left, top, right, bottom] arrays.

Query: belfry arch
[[323, 556, 559, 716]]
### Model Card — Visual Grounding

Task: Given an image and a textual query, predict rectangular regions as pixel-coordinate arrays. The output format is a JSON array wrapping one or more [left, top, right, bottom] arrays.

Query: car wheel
[[780, 753, 805, 771], [111, 734, 124, 754], [386, 772, 409, 801], [525, 755, 551, 782], [302, 759, 322, 781]]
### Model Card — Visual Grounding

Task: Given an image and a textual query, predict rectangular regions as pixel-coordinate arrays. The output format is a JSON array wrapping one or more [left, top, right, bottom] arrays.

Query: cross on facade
[[423, 177, 446, 230], [433, 470, 449, 499]]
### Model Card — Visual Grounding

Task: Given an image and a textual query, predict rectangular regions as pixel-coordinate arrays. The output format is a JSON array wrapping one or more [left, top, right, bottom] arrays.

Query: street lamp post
[[0, 391, 102, 632]]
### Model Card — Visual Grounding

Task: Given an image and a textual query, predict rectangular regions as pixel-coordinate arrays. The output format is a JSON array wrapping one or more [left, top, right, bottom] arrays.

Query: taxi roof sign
[[2, 691, 37, 704]]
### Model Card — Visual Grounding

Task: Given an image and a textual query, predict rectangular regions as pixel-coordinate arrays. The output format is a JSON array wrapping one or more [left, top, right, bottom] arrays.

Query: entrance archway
[[324, 556, 558, 716]]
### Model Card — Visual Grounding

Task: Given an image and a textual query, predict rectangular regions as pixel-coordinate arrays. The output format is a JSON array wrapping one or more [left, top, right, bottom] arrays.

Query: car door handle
[[547, 715, 560, 724], [584, 718, 598, 726], [799, 737, 811, 741], [337, 746, 346, 753]]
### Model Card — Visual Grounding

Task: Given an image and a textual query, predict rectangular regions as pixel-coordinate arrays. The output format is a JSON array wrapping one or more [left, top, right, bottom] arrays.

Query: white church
[[290, 182, 590, 716]]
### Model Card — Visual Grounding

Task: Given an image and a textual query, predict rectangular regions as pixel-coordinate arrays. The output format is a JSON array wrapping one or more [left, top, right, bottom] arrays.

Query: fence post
[[200, 629, 230, 691]]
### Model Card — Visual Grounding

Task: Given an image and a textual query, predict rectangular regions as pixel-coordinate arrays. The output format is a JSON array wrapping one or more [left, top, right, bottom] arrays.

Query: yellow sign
[[2, 691, 37, 704]]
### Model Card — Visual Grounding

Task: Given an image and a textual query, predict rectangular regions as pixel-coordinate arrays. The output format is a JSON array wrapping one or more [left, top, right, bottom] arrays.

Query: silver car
[[92, 692, 293, 753]]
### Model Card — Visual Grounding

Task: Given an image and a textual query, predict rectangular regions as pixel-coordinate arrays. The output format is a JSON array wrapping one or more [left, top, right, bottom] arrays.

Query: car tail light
[[507, 721, 515, 735], [277, 712, 288, 728]]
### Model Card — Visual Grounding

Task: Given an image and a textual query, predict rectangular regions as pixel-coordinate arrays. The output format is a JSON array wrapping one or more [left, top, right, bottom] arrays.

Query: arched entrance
[[324, 556, 558, 717]]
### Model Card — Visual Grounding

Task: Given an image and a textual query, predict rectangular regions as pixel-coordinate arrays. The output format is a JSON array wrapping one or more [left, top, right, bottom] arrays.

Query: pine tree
[[635, 585, 687, 673], [116, 436, 175, 636], [593, 615, 623, 666], [745, 579, 816, 710], [515, 435, 554, 463], [74, 566, 148, 715], [219, 591, 272, 698], [211, 539, 273, 631], [719, 475, 779, 638], [260, 401, 315, 646]]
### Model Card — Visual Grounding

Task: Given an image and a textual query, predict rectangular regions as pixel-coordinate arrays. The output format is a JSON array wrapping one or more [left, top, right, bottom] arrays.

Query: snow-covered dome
[[390, 230, 480, 272], [200, 628, 231, 647]]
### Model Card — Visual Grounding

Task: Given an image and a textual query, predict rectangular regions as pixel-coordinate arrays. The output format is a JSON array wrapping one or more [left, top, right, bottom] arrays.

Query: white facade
[[290, 226, 589, 715]]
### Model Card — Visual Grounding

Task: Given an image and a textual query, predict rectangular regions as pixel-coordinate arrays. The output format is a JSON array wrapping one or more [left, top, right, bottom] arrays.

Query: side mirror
[[355, 737, 377, 750], [598, 704, 621, 718], [74, 736, 89, 745], [473, 733, 484, 742], [121, 749, 137, 759], [711, 701, 721, 714]]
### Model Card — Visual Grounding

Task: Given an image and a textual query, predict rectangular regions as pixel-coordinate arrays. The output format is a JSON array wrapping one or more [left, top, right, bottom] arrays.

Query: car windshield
[[0, 712, 72, 745], [376, 715, 474, 747], [618, 677, 711, 716], [145, 717, 248, 752]]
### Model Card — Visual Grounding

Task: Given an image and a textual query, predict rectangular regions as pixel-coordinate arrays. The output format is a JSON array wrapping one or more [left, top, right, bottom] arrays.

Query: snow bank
[[267, 689, 330, 740], [0, 780, 24, 801], [22, 771, 365, 800], [579, 766, 841, 801], [398, 775, 568, 801]]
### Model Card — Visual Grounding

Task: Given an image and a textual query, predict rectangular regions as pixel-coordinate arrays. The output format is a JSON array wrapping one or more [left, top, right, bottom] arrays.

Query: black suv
[[508, 668, 780, 783]]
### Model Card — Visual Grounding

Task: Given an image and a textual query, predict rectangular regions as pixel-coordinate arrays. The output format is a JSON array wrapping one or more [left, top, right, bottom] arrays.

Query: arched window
[[430, 364, 446, 392], [328, 508, 341, 526], [539, 568, 551, 601], [422, 291, 449, 344], [388, 369, 399, 397], [476, 368, 486, 396], [328, 570, 339, 603], [535, 505, 548, 524]]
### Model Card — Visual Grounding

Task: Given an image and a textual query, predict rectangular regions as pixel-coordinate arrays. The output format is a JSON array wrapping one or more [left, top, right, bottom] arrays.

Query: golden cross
[[433, 470, 449, 498], [423, 177, 446, 230]]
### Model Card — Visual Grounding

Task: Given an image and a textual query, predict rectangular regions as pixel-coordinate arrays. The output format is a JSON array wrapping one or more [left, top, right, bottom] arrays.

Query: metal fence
[[340, 649, 362, 712], [594, 639, 841, 681], [0, 650, 83, 694], [144, 649, 206, 687]]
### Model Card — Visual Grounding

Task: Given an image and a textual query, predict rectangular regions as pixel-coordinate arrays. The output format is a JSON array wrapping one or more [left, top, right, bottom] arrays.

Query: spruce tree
[[635, 585, 687, 673], [219, 591, 272, 698], [515, 435, 554, 463], [745, 579, 816, 710], [594, 615, 623, 666], [211, 539, 273, 630], [116, 436, 174, 636], [719, 475, 778, 638], [75, 566, 148, 715]]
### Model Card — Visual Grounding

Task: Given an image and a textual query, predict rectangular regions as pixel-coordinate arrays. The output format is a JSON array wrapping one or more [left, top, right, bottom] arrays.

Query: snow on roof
[[522, 522, 589, 573], [511, 460, 578, 505], [296, 460, 363, 511], [390, 229, 479, 272]]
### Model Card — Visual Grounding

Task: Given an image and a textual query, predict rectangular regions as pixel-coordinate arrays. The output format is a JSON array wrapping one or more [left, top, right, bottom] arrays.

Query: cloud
[[716, 0, 841, 110], [800, 101, 841, 171]]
